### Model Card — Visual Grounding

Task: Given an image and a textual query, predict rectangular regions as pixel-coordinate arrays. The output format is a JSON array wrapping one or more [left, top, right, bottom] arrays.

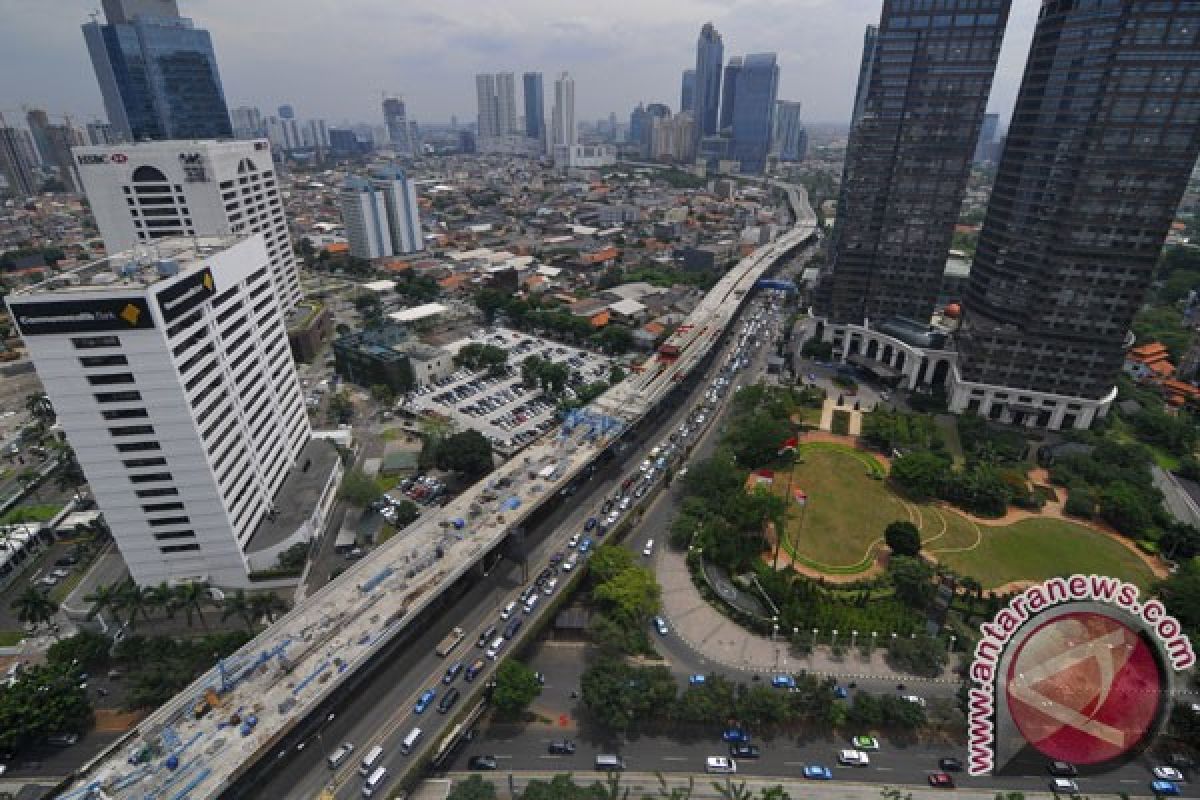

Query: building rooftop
[[244, 438, 341, 554], [389, 302, 449, 323], [15, 235, 243, 296]]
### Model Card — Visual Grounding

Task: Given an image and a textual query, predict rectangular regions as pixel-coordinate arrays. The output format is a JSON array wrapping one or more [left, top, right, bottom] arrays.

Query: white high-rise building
[[230, 105, 263, 139], [375, 167, 424, 254], [5, 236, 321, 587], [340, 177, 392, 260], [552, 71, 576, 148], [72, 139, 303, 313], [476, 74, 499, 141], [495, 72, 518, 136]]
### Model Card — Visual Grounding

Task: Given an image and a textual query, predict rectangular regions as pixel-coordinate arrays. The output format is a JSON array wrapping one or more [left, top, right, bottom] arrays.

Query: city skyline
[[0, 0, 1041, 130]]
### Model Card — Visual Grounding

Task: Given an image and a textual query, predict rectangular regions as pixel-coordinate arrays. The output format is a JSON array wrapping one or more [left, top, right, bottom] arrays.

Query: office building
[[954, 0, 1200, 430], [340, 178, 391, 260], [5, 235, 323, 587], [230, 106, 263, 139], [74, 139, 302, 312], [277, 104, 294, 120], [82, 0, 232, 141], [0, 126, 38, 199], [382, 95, 412, 155], [974, 112, 1000, 163], [523, 72, 545, 143], [496, 72, 518, 136], [772, 100, 805, 161], [45, 125, 82, 193], [720, 57, 741, 132], [328, 128, 363, 157], [476, 73, 499, 141], [694, 23, 724, 139], [816, 1, 1009, 326], [552, 71, 576, 149], [305, 119, 329, 152], [652, 112, 696, 163], [374, 167, 424, 254], [87, 121, 120, 146], [26, 109, 54, 166], [681, 69, 695, 113], [850, 25, 879, 128], [728, 53, 778, 175]]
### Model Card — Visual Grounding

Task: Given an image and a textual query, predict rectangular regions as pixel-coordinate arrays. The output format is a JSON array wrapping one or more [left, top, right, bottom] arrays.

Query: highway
[[57, 184, 816, 800]]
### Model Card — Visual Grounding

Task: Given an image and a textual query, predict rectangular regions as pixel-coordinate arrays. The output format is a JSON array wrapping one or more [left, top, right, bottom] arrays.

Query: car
[[476, 626, 497, 647], [838, 750, 869, 766], [833, 685, 849, 699], [771, 674, 796, 689], [500, 601, 518, 620], [542, 578, 558, 595], [653, 616, 669, 636], [1154, 767, 1185, 781], [584, 517, 597, 531], [619, 497, 631, 511], [642, 539, 654, 557], [1152, 781, 1181, 796], [568, 534, 581, 549], [803, 765, 833, 780], [688, 674, 707, 686], [50, 569, 71, 579], [705, 756, 737, 774], [902, 694, 926, 707], [547, 740, 576, 755], [851, 735, 880, 751], [927, 772, 955, 789], [579, 538, 593, 554], [1048, 761, 1078, 777], [722, 728, 749, 743], [562, 554, 578, 572], [468, 755, 498, 771], [443, 662, 463, 684], [729, 743, 760, 759], [939, 757, 964, 772], [414, 689, 436, 714], [47, 732, 79, 747], [1050, 778, 1079, 794]]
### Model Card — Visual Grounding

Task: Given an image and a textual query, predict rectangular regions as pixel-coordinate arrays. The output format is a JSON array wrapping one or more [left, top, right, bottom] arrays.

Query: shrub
[[1064, 488, 1095, 518], [884, 520, 922, 557]]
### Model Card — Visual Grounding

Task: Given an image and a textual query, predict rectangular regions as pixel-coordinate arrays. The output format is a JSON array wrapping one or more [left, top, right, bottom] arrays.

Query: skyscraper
[[772, 100, 804, 162], [729, 53, 778, 175], [523, 72, 545, 142], [382, 95, 412, 155], [693, 23, 724, 139], [719, 57, 742, 132], [277, 104, 294, 120], [25, 109, 54, 166], [955, 0, 1200, 429], [495, 72, 518, 136], [849, 25, 879, 128], [86, 120, 120, 145], [974, 112, 1000, 163], [5, 235, 316, 587], [816, 1, 1010, 326], [341, 178, 393, 260], [230, 106, 263, 139], [681, 69, 696, 114], [475, 74, 499, 141], [0, 125, 38, 199], [44, 124, 82, 193], [82, 0, 232, 141], [74, 139, 303, 312], [375, 167, 424, 255], [552, 71, 576, 148]]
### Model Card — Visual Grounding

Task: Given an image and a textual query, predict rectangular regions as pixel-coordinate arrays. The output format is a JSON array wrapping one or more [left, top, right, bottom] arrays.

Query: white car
[[1050, 778, 1079, 794], [567, 533, 580, 549], [642, 539, 654, 557], [705, 756, 737, 774], [619, 497, 631, 511], [542, 578, 558, 595], [1153, 767, 1185, 782], [838, 750, 869, 767], [562, 554, 578, 572], [500, 601, 517, 620]]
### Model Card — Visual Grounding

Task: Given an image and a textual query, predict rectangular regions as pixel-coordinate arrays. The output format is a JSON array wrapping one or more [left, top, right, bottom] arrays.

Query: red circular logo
[[1005, 611, 1163, 765], [111, 153, 127, 163]]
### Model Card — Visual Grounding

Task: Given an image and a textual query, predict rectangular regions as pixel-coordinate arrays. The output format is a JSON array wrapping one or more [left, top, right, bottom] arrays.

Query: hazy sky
[[0, 0, 1040, 129]]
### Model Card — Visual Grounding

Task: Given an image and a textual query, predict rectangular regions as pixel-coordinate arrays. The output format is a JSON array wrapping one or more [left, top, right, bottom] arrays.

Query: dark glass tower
[[816, 1, 1011, 325], [82, 0, 231, 141], [681, 69, 696, 114], [523, 72, 545, 142], [729, 53, 779, 175], [694, 23, 724, 139], [958, 0, 1200, 405]]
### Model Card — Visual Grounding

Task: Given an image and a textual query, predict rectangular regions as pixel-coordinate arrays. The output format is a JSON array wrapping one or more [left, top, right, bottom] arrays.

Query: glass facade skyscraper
[[82, 0, 231, 141], [523, 72, 545, 142], [956, 0, 1200, 420], [693, 23, 724, 139], [816, 0, 1010, 326], [681, 69, 695, 114], [729, 53, 778, 175]]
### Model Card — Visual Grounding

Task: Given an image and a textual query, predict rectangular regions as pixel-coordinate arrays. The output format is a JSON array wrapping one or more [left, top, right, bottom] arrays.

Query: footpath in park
[[655, 537, 961, 685]]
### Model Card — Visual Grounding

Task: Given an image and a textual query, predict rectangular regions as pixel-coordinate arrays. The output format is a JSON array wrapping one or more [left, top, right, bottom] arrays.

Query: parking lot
[[403, 328, 615, 454]]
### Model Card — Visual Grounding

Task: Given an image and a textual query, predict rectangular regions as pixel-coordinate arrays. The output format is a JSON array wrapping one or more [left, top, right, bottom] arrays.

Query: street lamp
[[850, 630, 858, 649], [949, 635, 957, 653], [771, 616, 779, 642], [831, 629, 838, 649], [811, 628, 819, 649]]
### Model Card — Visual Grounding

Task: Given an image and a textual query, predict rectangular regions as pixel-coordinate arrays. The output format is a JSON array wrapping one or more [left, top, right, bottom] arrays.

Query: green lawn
[[934, 415, 966, 467], [936, 517, 1157, 590], [0, 504, 62, 525], [776, 443, 1157, 589], [0, 630, 25, 646]]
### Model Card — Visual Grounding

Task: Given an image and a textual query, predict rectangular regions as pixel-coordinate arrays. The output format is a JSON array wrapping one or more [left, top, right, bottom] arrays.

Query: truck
[[435, 626, 466, 657]]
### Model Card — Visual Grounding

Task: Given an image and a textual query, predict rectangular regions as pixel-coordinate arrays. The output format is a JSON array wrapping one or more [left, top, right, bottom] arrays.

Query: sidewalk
[[655, 541, 959, 684]]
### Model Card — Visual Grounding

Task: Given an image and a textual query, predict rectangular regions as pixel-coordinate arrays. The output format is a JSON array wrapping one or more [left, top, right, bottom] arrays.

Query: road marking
[[1120, 780, 1139, 784], [784, 761, 806, 766], [876, 767, 893, 771], [494, 754, 513, 759], [662, 756, 689, 762], [539, 755, 563, 760]]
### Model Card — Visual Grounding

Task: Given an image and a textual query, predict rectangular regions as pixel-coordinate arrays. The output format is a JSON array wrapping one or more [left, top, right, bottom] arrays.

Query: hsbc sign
[[967, 574, 1194, 776], [76, 152, 127, 166]]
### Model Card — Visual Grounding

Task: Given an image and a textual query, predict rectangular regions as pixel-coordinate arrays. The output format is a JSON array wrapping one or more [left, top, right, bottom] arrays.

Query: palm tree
[[221, 589, 256, 631], [144, 582, 175, 621], [25, 391, 55, 434], [655, 773, 693, 800], [11, 585, 59, 637], [173, 582, 210, 630], [52, 445, 87, 495], [83, 581, 122, 623], [249, 592, 288, 625], [712, 779, 753, 800], [115, 579, 151, 629]]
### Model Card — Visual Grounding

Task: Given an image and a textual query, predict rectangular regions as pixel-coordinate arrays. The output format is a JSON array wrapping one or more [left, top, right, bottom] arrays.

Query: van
[[595, 754, 626, 771], [438, 687, 460, 714], [523, 594, 540, 614], [400, 727, 422, 755], [705, 756, 737, 774], [486, 636, 506, 660], [359, 745, 384, 776], [362, 766, 388, 797], [327, 741, 354, 769]]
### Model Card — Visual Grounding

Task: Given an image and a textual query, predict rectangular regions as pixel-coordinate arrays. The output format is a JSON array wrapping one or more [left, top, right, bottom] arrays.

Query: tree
[[492, 660, 542, 716], [84, 582, 123, 624], [144, 582, 176, 620], [588, 544, 635, 584], [725, 412, 792, 469], [47, 631, 110, 672], [593, 564, 661, 625], [609, 365, 626, 384], [392, 499, 420, 527], [886, 636, 948, 678], [339, 468, 382, 507], [884, 520, 921, 558], [1155, 562, 1200, 635], [115, 579, 152, 629], [449, 775, 497, 800], [889, 451, 950, 500], [889, 556, 935, 610], [435, 430, 494, 477], [369, 383, 395, 407], [1160, 524, 1200, 561], [172, 581, 210, 630], [327, 390, 354, 424], [25, 391, 55, 432], [221, 589, 256, 631], [1098, 481, 1157, 537], [250, 592, 288, 624], [11, 585, 59, 635]]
